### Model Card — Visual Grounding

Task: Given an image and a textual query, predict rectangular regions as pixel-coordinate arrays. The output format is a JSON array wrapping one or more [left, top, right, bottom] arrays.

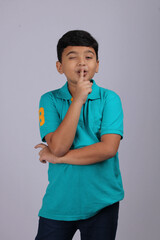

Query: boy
[[35, 30, 124, 240]]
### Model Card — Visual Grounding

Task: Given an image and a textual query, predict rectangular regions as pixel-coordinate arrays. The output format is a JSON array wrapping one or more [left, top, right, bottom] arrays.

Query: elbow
[[104, 146, 117, 159], [109, 147, 118, 158], [53, 148, 66, 157], [48, 134, 67, 157], [110, 151, 117, 158], [46, 133, 69, 157], [49, 145, 67, 158]]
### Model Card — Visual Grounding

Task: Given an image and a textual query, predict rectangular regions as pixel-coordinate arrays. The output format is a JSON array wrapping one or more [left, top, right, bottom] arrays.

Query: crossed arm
[[35, 74, 121, 165], [35, 98, 121, 165], [35, 133, 121, 165]]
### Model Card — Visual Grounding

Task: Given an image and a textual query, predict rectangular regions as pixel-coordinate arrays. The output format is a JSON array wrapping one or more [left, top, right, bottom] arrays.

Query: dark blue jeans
[[35, 202, 119, 240]]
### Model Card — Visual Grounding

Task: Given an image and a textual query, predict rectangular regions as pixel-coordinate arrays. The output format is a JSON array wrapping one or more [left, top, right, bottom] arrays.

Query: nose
[[78, 57, 86, 66], [78, 62, 86, 67]]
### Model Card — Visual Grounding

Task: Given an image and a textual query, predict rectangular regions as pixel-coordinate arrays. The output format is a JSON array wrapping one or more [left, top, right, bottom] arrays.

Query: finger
[[38, 146, 49, 157], [79, 69, 84, 82], [34, 143, 47, 149], [88, 88, 92, 94], [84, 83, 93, 92], [39, 148, 45, 156], [40, 158, 47, 164], [39, 155, 47, 163], [85, 81, 93, 87]]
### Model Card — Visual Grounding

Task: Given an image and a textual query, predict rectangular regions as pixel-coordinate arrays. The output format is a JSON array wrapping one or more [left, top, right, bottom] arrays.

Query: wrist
[[58, 154, 68, 164], [72, 98, 84, 106]]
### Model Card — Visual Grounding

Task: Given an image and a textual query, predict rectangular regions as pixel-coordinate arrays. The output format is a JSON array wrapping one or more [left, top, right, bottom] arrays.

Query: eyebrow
[[66, 51, 77, 56], [85, 50, 95, 55], [66, 50, 95, 56]]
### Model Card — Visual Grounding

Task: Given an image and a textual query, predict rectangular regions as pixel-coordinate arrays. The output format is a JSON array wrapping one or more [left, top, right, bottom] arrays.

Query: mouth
[[77, 70, 88, 77]]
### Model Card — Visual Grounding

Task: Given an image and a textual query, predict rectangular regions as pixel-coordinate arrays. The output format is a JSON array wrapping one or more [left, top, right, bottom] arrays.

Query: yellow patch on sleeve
[[39, 107, 45, 126]]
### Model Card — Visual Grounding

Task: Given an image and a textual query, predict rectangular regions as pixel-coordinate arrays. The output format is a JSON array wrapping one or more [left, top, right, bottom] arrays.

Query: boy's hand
[[74, 69, 93, 105], [34, 143, 62, 164]]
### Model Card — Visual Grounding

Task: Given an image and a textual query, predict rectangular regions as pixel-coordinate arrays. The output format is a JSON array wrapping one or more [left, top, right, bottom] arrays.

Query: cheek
[[62, 65, 71, 74], [90, 64, 98, 73], [89, 62, 97, 69], [64, 63, 75, 72]]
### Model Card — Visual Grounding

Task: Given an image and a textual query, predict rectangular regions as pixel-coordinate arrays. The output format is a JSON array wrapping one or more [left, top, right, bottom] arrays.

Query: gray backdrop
[[1, 0, 160, 239]]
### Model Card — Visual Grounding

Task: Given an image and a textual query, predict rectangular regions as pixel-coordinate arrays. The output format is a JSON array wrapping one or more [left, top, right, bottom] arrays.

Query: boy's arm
[[57, 92, 123, 165], [45, 70, 93, 157], [35, 134, 121, 165], [45, 99, 82, 157], [60, 134, 121, 165]]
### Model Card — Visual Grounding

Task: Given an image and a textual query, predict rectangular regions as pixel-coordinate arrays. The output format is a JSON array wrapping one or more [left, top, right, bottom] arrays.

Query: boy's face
[[56, 46, 99, 84]]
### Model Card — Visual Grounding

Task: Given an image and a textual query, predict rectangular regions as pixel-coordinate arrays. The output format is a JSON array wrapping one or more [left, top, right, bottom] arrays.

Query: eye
[[68, 56, 76, 59], [86, 56, 93, 59]]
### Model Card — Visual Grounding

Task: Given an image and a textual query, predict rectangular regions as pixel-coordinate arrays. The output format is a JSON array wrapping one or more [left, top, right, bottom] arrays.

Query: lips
[[77, 70, 88, 74], [77, 70, 87, 73], [76, 71, 88, 78], [76, 68, 88, 77]]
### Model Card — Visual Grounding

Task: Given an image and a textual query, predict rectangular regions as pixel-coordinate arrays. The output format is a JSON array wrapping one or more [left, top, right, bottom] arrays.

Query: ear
[[95, 60, 99, 73], [56, 61, 63, 74]]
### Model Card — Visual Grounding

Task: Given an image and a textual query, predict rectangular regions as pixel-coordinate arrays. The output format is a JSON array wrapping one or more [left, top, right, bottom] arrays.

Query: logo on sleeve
[[39, 107, 45, 126]]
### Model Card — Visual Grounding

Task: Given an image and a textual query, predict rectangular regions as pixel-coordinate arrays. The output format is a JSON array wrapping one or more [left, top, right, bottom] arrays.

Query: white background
[[1, 0, 160, 239]]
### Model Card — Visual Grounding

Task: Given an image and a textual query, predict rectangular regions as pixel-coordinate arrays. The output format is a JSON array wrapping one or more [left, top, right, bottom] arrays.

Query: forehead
[[62, 46, 96, 56]]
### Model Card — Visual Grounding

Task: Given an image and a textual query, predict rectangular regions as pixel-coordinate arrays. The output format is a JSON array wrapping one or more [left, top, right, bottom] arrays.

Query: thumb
[[34, 143, 47, 149]]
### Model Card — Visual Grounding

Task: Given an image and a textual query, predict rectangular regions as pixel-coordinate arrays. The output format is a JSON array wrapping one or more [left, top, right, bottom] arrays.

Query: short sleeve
[[39, 92, 61, 142], [100, 91, 124, 140]]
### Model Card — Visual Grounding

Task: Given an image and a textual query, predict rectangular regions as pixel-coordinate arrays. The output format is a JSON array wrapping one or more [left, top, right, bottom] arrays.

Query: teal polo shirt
[[38, 79, 124, 221]]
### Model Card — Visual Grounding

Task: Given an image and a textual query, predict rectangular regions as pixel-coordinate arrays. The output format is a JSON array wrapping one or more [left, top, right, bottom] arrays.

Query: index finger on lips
[[79, 69, 84, 82]]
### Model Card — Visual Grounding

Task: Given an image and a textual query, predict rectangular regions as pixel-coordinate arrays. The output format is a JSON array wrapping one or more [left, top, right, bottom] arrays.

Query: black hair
[[57, 30, 99, 63]]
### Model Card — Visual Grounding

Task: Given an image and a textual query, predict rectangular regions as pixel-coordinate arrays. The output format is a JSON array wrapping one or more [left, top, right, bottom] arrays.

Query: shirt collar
[[55, 79, 100, 100]]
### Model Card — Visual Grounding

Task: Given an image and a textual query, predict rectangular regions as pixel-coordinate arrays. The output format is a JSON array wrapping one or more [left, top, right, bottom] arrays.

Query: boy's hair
[[57, 30, 99, 63]]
